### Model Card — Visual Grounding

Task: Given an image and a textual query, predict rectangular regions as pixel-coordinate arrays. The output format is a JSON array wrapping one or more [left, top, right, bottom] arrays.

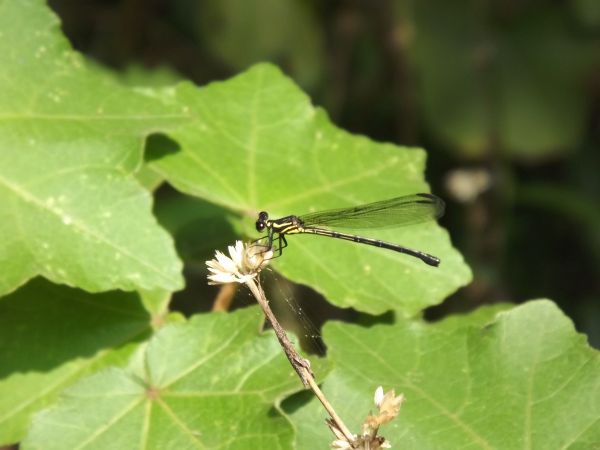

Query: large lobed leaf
[[0, 279, 155, 445], [150, 64, 472, 316], [0, 0, 187, 295], [22, 306, 305, 450], [288, 300, 600, 449], [20, 300, 600, 448]]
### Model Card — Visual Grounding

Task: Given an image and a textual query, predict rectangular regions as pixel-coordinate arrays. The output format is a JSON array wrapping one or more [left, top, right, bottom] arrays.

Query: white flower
[[206, 240, 271, 285], [374, 386, 384, 408]]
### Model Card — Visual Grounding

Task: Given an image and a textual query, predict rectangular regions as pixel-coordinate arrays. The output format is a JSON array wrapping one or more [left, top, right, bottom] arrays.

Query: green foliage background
[[0, 0, 599, 448]]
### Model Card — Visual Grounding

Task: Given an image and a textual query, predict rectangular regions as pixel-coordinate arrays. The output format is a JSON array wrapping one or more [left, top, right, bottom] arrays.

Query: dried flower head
[[206, 240, 271, 285], [372, 386, 404, 426], [358, 386, 404, 448], [331, 387, 403, 449]]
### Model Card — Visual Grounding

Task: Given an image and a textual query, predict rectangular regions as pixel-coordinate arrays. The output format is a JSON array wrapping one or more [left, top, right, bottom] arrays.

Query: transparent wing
[[298, 193, 445, 229]]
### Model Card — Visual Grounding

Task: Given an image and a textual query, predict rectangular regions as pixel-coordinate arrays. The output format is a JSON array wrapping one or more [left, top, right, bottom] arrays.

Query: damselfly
[[255, 193, 445, 266]]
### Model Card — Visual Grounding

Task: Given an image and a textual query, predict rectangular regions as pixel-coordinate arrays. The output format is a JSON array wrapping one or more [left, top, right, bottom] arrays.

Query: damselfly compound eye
[[255, 211, 269, 232]]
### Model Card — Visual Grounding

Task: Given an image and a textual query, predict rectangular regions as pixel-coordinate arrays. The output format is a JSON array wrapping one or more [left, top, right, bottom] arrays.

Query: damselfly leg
[[251, 232, 288, 259]]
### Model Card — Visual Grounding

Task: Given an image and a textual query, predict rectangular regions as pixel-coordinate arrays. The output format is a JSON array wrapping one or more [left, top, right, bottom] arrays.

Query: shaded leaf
[[572, 0, 600, 28], [23, 306, 307, 449], [0, 279, 154, 445], [197, 0, 324, 88], [154, 192, 240, 267], [407, 1, 598, 158]]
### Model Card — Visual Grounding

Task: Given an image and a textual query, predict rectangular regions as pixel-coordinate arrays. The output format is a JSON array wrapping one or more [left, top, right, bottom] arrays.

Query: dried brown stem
[[212, 283, 237, 311], [245, 277, 355, 445]]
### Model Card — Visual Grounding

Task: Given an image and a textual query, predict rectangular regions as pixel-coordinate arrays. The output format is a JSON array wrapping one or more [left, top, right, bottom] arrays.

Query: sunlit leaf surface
[[22, 307, 303, 450], [0, 0, 187, 295], [288, 301, 600, 449], [151, 64, 471, 315]]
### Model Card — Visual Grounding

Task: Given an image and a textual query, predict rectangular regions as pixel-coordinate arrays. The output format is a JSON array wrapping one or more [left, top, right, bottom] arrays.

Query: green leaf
[[154, 193, 240, 267], [150, 63, 471, 316], [288, 300, 600, 449], [197, 0, 324, 88], [572, 0, 600, 30], [0, 278, 154, 445], [0, 0, 187, 295], [118, 64, 183, 88], [22, 306, 304, 449], [407, 2, 597, 158]]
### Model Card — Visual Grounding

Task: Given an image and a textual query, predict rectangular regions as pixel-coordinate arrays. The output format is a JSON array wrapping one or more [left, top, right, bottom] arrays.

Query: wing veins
[[298, 193, 445, 229]]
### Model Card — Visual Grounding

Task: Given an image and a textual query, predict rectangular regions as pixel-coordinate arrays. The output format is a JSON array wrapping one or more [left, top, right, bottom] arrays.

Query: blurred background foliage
[[48, 0, 600, 347]]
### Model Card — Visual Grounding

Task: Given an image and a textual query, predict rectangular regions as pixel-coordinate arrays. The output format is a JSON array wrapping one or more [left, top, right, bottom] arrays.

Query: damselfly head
[[256, 211, 269, 232]]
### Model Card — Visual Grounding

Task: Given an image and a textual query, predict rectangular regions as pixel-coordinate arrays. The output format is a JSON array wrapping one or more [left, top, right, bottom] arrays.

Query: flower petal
[[374, 386, 384, 407], [206, 240, 269, 285]]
